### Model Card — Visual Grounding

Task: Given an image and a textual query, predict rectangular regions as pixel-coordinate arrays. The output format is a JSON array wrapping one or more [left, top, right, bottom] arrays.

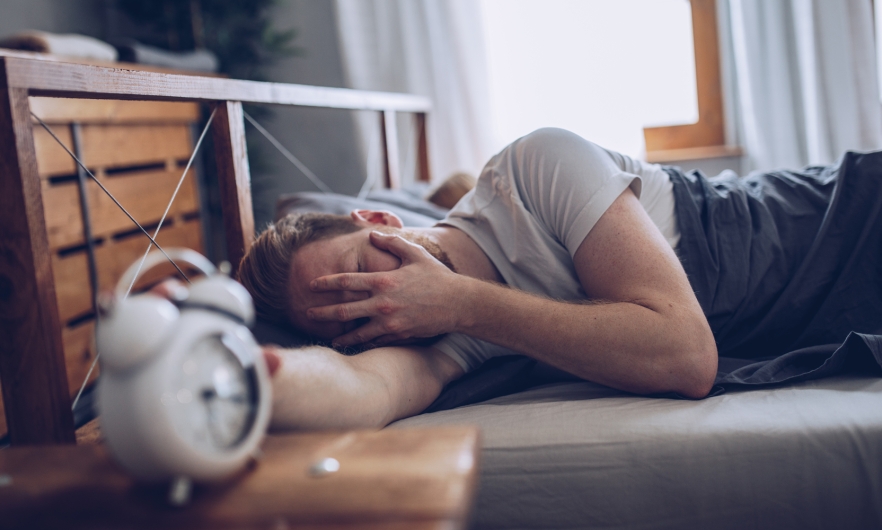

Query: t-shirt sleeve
[[509, 128, 642, 257]]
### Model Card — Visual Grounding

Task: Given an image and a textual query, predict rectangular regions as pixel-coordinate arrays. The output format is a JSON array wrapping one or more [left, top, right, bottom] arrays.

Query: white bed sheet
[[392, 375, 882, 530]]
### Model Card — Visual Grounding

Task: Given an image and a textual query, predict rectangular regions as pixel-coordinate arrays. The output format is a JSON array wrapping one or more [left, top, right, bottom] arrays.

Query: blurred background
[[2, 0, 882, 232]]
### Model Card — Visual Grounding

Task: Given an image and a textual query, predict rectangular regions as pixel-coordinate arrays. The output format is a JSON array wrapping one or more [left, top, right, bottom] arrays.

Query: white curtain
[[334, 0, 494, 187], [723, 0, 882, 172]]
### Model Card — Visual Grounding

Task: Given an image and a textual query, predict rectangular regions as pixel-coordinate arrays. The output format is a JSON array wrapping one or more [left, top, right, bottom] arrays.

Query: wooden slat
[[81, 124, 192, 169], [212, 101, 254, 272], [53, 220, 204, 323], [32, 124, 76, 177], [35, 124, 193, 177], [43, 168, 200, 249], [4, 56, 432, 112], [0, 83, 75, 445], [0, 427, 480, 529], [30, 97, 199, 124]]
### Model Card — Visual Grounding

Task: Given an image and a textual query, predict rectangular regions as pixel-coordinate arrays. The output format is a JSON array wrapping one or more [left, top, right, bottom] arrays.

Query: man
[[238, 128, 720, 431], [238, 128, 882, 432]]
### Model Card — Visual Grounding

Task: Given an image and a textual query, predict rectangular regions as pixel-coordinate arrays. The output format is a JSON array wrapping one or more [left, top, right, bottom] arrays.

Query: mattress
[[392, 375, 882, 530]]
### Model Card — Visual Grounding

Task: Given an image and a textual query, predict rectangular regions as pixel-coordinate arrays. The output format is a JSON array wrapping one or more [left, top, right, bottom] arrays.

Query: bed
[[395, 374, 882, 529], [275, 182, 882, 529]]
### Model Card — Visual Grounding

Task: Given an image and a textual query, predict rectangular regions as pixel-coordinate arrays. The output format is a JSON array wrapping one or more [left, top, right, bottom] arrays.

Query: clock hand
[[201, 386, 226, 445]]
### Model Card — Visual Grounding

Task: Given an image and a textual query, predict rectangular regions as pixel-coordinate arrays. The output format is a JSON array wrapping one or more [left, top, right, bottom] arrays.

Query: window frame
[[643, 0, 741, 163]]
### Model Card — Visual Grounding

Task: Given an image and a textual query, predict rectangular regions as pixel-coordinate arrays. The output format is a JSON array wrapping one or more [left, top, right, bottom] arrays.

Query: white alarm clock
[[96, 248, 272, 485]]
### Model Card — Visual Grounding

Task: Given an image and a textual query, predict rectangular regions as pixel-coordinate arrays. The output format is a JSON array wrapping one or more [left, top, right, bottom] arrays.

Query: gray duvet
[[394, 375, 882, 530]]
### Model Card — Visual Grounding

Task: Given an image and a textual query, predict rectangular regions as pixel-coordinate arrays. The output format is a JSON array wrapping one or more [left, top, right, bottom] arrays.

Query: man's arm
[[148, 279, 463, 429], [451, 189, 716, 397], [308, 188, 717, 398], [267, 344, 463, 431]]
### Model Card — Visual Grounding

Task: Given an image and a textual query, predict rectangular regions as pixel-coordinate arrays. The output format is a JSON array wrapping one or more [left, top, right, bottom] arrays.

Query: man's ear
[[350, 209, 404, 228]]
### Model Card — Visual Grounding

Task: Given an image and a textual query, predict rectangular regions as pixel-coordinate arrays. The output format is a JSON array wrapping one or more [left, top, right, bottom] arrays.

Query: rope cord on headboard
[[243, 110, 334, 194]]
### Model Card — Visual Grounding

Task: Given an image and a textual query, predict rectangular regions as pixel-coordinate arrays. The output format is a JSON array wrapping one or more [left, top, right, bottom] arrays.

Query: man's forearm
[[453, 277, 717, 398], [268, 345, 461, 431]]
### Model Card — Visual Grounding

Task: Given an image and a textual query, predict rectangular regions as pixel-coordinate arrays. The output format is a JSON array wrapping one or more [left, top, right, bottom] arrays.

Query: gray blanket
[[669, 152, 882, 391]]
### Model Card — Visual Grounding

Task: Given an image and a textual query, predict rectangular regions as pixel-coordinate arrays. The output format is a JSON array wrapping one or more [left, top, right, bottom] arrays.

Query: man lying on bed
[[235, 127, 882, 431]]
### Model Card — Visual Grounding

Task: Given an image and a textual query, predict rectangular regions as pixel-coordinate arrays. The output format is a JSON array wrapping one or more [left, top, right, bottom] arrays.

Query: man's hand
[[307, 231, 464, 348]]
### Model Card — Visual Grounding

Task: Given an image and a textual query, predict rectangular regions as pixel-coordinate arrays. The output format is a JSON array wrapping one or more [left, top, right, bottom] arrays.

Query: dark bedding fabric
[[668, 151, 882, 389]]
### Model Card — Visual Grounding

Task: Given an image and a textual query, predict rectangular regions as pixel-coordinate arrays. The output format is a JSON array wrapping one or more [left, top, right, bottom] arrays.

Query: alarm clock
[[96, 248, 272, 485]]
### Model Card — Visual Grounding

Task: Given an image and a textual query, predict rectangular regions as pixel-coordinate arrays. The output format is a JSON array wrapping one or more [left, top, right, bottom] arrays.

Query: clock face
[[166, 333, 259, 452]]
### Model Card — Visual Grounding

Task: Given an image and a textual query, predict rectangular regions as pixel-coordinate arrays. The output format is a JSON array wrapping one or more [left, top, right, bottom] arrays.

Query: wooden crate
[[0, 98, 204, 437]]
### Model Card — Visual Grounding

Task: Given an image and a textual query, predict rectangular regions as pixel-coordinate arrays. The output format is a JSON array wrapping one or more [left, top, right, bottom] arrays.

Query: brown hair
[[237, 212, 360, 325]]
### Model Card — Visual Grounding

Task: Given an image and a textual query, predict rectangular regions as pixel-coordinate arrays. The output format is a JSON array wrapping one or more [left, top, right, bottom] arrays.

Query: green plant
[[114, 0, 301, 81]]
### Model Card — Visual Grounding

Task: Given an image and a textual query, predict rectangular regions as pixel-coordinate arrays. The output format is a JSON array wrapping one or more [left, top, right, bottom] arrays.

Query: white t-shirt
[[433, 128, 680, 372]]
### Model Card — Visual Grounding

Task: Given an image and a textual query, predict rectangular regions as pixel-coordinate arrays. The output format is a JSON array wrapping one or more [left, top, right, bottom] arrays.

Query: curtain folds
[[334, 0, 494, 186], [723, 0, 882, 172]]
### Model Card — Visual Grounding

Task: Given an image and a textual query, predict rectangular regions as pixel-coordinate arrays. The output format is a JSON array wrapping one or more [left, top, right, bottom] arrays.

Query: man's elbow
[[671, 329, 718, 399]]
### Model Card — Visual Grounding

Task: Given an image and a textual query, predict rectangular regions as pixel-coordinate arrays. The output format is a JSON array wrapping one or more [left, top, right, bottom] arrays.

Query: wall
[[249, 0, 364, 231], [0, 0, 103, 41]]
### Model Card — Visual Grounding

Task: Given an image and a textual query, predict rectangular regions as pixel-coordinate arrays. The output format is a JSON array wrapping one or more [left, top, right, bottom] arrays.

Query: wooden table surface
[[0, 426, 480, 529]]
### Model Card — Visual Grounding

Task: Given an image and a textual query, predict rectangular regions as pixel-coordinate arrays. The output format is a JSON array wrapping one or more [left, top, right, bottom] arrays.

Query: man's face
[[287, 209, 453, 340], [288, 225, 401, 339]]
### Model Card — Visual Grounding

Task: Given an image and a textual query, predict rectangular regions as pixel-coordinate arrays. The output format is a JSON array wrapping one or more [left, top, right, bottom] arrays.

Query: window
[[480, 0, 731, 162]]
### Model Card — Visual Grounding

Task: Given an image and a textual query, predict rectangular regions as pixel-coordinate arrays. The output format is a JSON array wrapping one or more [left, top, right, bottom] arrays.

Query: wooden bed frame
[[0, 55, 432, 446]]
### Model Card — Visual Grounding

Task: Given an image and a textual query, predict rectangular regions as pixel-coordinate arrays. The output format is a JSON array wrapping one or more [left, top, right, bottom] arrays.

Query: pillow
[[275, 191, 445, 227], [365, 187, 448, 220]]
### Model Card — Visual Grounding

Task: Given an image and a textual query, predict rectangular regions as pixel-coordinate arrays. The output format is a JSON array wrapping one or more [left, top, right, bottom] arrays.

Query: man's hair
[[237, 212, 360, 325]]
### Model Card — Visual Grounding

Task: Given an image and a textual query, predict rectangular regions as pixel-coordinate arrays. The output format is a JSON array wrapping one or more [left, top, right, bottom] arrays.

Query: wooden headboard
[[0, 54, 432, 445]]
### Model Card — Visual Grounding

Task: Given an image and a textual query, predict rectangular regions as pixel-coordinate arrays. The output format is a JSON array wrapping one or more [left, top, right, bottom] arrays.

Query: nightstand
[[0, 425, 480, 529]]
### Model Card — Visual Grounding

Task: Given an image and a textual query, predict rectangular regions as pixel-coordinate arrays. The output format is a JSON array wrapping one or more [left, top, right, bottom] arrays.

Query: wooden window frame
[[643, 0, 741, 163]]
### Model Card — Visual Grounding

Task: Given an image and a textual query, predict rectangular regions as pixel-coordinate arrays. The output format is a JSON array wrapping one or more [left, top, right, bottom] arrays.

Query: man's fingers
[[310, 272, 376, 292], [369, 231, 427, 260], [307, 300, 377, 322], [262, 346, 282, 377], [331, 322, 386, 348], [369, 333, 408, 347]]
